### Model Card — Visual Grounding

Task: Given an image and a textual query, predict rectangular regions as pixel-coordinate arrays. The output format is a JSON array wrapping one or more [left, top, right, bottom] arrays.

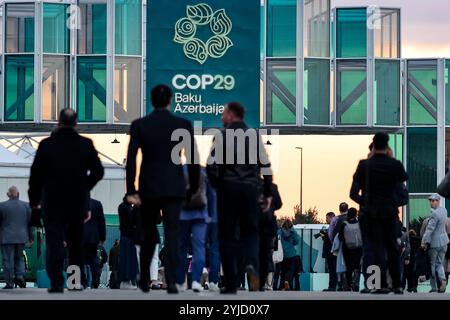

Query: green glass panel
[[304, 58, 329, 125], [271, 94, 296, 123], [407, 60, 437, 125], [270, 69, 296, 124], [445, 129, 450, 175], [78, 2, 107, 54], [446, 60, 450, 125], [4, 55, 34, 121], [388, 133, 403, 162], [43, 4, 69, 54], [266, 59, 296, 124], [336, 60, 367, 125], [6, 4, 35, 53], [267, 0, 296, 57], [446, 199, 450, 217], [77, 56, 107, 122], [115, 0, 141, 55], [407, 127, 437, 193], [374, 60, 400, 126], [408, 196, 432, 226], [336, 8, 366, 58]]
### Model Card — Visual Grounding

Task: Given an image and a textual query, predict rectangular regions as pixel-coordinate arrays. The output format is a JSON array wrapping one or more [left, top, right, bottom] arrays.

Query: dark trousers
[[281, 256, 296, 290], [206, 223, 220, 284], [273, 262, 282, 290], [360, 213, 374, 289], [139, 197, 182, 286], [325, 255, 337, 289], [403, 258, 418, 290], [44, 218, 84, 288], [1, 244, 26, 286], [366, 208, 401, 289], [119, 236, 138, 283], [218, 181, 260, 290], [343, 246, 362, 289], [84, 243, 102, 288], [259, 234, 275, 289]]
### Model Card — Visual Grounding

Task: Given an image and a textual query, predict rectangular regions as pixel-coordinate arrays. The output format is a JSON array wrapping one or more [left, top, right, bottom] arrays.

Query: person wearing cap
[[421, 194, 449, 293]]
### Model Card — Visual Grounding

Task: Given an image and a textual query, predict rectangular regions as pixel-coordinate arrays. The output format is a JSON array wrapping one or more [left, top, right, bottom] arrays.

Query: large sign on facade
[[147, 0, 260, 128]]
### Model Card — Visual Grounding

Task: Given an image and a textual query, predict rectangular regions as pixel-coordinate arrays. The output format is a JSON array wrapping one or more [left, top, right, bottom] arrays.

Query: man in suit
[[83, 198, 106, 288], [126, 84, 200, 293], [350, 132, 408, 294], [0, 186, 33, 289], [421, 194, 449, 293], [28, 109, 104, 293], [207, 102, 273, 294]]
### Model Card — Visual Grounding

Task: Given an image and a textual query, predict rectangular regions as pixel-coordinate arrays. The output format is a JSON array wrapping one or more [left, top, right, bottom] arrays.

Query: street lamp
[[295, 147, 303, 212]]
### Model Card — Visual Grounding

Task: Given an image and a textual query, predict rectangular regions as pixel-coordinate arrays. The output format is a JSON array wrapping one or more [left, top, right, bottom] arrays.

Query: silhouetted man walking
[[350, 132, 408, 294], [207, 102, 273, 294], [126, 84, 200, 293], [29, 109, 104, 293]]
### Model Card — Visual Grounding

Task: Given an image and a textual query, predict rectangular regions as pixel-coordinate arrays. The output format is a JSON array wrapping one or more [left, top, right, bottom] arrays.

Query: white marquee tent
[[0, 136, 125, 214]]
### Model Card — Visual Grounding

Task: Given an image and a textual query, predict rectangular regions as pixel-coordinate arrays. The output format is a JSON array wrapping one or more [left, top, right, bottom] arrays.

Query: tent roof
[[0, 144, 30, 164]]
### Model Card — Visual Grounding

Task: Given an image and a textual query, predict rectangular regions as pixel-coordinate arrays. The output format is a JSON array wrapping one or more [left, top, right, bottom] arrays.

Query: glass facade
[[408, 195, 431, 226], [304, 0, 330, 57], [6, 3, 35, 53], [304, 58, 330, 125], [4, 55, 34, 121], [374, 59, 400, 126], [267, 0, 296, 57], [407, 60, 437, 125], [115, 0, 141, 55], [445, 129, 450, 175], [336, 8, 366, 58], [42, 56, 69, 121], [43, 4, 69, 54], [78, 1, 107, 55], [407, 128, 437, 194], [446, 60, 450, 125], [0, 0, 144, 125], [77, 56, 107, 122], [374, 9, 400, 58], [336, 60, 367, 125], [266, 59, 296, 124], [389, 133, 403, 162], [0, 7, 3, 53], [114, 57, 141, 123]]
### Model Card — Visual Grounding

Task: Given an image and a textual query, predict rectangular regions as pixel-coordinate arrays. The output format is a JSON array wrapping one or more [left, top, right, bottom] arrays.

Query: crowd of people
[[0, 83, 449, 295], [318, 133, 450, 294]]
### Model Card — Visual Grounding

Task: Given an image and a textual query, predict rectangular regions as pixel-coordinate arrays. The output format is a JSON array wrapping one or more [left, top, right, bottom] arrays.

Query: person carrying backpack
[[338, 207, 362, 292]]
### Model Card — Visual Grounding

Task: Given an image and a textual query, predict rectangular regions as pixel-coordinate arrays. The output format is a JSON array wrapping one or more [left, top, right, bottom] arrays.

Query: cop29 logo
[[174, 3, 233, 65]]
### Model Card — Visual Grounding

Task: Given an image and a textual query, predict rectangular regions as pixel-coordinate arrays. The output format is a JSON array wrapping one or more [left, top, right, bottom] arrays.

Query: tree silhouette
[[277, 205, 323, 226]]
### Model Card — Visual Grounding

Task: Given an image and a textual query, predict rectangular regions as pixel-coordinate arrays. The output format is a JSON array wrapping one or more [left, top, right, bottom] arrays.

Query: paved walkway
[[0, 288, 449, 300]]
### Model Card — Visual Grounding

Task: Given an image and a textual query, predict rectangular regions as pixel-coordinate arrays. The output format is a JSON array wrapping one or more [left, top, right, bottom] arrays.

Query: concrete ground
[[0, 288, 449, 300]]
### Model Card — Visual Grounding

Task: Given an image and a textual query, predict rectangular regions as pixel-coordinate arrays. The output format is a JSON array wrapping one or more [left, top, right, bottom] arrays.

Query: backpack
[[183, 168, 207, 211], [343, 221, 362, 249]]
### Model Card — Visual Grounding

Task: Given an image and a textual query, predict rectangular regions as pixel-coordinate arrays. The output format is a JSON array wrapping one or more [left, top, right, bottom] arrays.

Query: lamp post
[[295, 147, 303, 212]]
